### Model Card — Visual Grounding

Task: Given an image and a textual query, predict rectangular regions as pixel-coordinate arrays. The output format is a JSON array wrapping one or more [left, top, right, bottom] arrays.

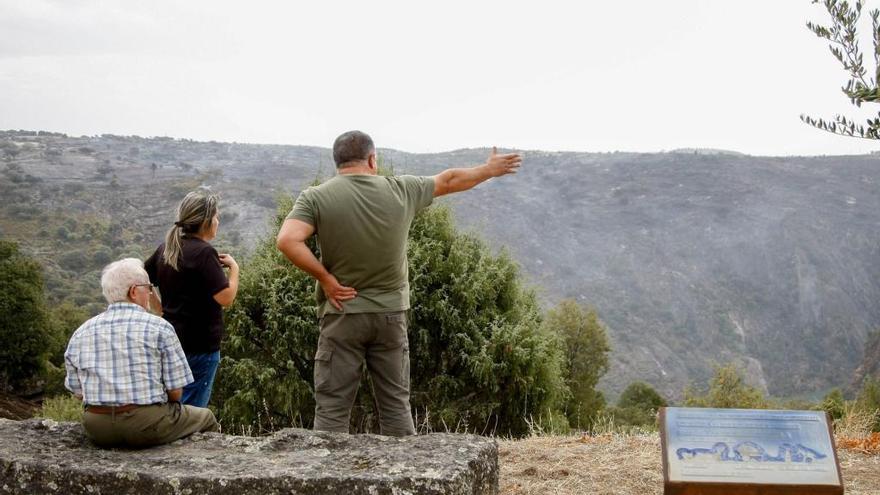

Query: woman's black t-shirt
[[144, 238, 229, 354]]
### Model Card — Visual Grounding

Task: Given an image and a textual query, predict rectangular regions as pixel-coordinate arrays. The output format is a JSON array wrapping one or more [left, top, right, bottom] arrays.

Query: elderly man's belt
[[85, 404, 143, 414]]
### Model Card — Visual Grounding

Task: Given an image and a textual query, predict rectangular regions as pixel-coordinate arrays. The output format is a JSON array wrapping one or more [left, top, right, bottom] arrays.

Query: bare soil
[[499, 433, 880, 495], [0, 392, 39, 420]]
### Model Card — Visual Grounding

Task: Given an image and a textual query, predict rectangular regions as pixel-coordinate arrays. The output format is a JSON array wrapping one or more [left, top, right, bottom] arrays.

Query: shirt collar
[[106, 301, 146, 313]]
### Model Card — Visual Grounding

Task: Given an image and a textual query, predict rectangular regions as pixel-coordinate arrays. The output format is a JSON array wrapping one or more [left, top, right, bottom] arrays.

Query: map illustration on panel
[[664, 408, 840, 486]]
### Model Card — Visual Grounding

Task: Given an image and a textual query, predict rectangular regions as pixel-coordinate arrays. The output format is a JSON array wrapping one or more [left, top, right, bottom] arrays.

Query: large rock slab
[[0, 419, 497, 494]]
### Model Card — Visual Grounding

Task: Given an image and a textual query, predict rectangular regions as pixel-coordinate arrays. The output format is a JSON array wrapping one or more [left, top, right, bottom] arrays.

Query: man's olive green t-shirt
[[287, 174, 435, 317]]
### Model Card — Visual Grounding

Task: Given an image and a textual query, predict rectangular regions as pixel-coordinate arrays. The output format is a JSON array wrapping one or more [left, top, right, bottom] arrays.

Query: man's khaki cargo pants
[[313, 311, 415, 436]]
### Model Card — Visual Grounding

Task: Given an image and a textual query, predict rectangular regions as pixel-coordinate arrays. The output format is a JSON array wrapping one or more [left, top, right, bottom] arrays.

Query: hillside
[[2, 130, 879, 400]]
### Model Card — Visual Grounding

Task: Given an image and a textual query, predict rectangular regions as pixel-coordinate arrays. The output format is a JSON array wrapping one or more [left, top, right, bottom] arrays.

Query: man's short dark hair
[[333, 130, 375, 168]]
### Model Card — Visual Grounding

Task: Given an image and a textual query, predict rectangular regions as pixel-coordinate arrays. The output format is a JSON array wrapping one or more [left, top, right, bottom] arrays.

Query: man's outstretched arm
[[432, 147, 522, 197], [276, 219, 357, 310]]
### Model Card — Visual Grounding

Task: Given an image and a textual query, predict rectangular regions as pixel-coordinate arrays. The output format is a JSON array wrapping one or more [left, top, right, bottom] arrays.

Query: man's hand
[[277, 219, 358, 311], [485, 146, 522, 177], [432, 147, 522, 197], [167, 388, 182, 403], [319, 273, 357, 311], [148, 289, 163, 316]]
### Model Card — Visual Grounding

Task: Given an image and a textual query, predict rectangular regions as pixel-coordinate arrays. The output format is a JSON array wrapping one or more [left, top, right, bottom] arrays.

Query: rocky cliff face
[[3, 131, 879, 400], [850, 331, 880, 394], [392, 149, 880, 400], [0, 419, 498, 495]]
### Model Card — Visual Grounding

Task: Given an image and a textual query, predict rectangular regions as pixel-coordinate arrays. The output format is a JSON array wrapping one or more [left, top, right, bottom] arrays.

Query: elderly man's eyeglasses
[[132, 283, 155, 293]]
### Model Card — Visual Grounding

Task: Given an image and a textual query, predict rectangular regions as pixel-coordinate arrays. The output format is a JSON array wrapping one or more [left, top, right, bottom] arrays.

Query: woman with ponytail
[[144, 189, 239, 408]]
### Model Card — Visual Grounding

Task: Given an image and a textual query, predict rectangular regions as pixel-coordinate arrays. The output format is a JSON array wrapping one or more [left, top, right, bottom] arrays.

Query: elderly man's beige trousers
[[83, 402, 219, 448], [313, 311, 415, 436]]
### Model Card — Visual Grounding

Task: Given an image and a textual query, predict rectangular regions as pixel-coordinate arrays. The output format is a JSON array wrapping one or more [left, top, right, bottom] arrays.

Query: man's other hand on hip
[[320, 274, 357, 311]]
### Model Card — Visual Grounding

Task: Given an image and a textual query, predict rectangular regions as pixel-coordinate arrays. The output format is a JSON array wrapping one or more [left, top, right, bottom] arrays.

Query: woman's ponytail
[[163, 223, 184, 271]]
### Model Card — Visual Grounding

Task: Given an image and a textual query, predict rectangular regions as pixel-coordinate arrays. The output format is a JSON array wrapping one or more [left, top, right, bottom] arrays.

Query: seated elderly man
[[64, 258, 219, 448]]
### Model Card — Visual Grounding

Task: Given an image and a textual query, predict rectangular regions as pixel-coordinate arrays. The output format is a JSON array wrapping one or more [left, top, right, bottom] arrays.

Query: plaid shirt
[[64, 302, 193, 406]]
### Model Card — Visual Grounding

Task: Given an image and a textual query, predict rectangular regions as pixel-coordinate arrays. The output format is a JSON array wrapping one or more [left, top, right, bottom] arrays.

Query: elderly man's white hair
[[101, 258, 149, 304]]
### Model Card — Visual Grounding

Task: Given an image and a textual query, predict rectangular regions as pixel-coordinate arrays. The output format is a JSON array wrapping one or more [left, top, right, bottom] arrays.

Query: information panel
[[661, 407, 842, 491]]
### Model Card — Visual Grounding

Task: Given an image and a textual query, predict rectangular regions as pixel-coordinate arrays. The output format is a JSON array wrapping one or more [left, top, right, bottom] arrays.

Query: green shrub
[[407, 207, 567, 436], [855, 377, 880, 432], [618, 381, 667, 410], [215, 195, 568, 437], [542, 299, 610, 429], [684, 363, 768, 409], [607, 381, 667, 428], [212, 197, 318, 434], [92, 247, 112, 266], [818, 388, 846, 421], [0, 241, 52, 391], [58, 250, 90, 271], [36, 394, 83, 422], [43, 301, 90, 395]]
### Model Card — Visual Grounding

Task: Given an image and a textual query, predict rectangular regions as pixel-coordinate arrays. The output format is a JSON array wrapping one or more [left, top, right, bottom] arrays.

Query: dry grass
[[499, 433, 880, 495], [835, 404, 879, 440]]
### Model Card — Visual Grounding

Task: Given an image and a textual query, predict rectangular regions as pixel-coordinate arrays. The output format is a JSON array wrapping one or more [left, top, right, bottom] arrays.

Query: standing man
[[65, 258, 219, 448], [276, 130, 521, 436]]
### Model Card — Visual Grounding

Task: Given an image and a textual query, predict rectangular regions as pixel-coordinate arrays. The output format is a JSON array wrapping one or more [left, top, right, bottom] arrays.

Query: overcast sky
[[2, 0, 880, 156]]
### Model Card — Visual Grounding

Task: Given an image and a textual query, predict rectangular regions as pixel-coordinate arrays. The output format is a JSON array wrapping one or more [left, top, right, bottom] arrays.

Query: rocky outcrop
[[0, 419, 497, 494]]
